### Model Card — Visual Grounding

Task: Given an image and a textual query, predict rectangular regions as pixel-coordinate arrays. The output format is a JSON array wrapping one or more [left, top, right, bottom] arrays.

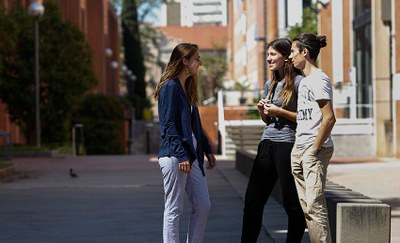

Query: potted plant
[[234, 81, 250, 105]]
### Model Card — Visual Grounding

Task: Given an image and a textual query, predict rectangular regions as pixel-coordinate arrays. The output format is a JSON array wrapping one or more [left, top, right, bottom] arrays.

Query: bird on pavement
[[69, 168, 79, 178]]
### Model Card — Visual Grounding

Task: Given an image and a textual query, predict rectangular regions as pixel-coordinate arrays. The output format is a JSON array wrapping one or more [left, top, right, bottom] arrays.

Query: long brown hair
[[266, 38, 301, 107], [153, 43, 199, 105]]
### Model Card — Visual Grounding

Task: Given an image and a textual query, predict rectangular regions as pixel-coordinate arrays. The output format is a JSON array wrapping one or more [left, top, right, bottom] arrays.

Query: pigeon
[[69, 168, 79, 178]]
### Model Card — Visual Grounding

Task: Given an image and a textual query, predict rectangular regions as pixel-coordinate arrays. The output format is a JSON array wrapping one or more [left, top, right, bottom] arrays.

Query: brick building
[[226, 0, 400, 158], [0, 0, 120, 145], [317, 0, 400, 157]]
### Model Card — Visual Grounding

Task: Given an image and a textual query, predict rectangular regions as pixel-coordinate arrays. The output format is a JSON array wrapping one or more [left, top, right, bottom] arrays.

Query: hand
[[264, 103, 281, 117], [205, 154, 216, 170], [178, 161, 191, 174], [257, 99, 270, 114], [309, 146, 320, 155]]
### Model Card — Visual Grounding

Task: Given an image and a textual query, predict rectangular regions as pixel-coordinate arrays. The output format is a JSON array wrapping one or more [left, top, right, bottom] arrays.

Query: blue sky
[[138, 3, 162, 26]]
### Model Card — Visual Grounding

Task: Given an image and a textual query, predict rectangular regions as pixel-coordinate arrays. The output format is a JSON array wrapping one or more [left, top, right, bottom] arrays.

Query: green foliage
[[127, 95, 150, 119], [198, 48, 227, 103], [233, 81, 251, 92], [74, 95, 125, 155], [121, 0, 148, 119], [245, 96, 263, 119], [245, 109, 260, 120], [111, 0, 168, 118], [0, 162, 11, 169], [0, 0, 97, 147], [286, 5, 318, 39]]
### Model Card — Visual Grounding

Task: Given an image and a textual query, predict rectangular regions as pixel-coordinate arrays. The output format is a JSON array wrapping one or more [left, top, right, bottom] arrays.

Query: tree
[[0, 0, 97, 147], [75, 94, 125, 155], [286, 5, 318, 39], [111, 0, 170, 119], [136, 0, 165, 64], [198, 47, 227, 103], [121, 0, 148, 119]]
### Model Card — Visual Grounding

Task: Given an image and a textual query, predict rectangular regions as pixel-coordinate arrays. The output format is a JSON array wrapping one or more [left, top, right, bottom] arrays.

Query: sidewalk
[[0, 154, 305, 242], [216, 160, 310, 242], [0, 154, 398, 242]]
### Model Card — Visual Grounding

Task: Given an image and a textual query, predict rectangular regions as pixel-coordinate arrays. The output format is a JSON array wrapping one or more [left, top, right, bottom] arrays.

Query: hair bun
[[317, 35, 327, 48]]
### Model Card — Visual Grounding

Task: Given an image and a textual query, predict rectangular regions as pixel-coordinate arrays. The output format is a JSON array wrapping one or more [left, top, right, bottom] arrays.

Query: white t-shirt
[[295, 68, 334, 149]]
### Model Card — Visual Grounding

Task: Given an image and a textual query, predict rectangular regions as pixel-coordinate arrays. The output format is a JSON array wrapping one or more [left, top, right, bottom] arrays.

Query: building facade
[[151, 1, 228, 151], [226, 0, 400, 158], [56, 0, 120, 96], [161, 0, 228, 26], [227, 0, 307, 91], [318, 0, 400, 157]]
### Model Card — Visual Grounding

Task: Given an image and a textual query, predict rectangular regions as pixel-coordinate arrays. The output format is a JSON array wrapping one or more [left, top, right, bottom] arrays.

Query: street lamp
[[110, 60, 118, 69], [131, 74, 137, 82], [130, 74, 137, 97], [104, 48, 113, 94], [104, 48, 113, 58], [110, 60, 119, 95], [28, 0, 45, 148], [121, 64, 127, 73], [126, 69, 132, 76], [119, 69, 138, 154]]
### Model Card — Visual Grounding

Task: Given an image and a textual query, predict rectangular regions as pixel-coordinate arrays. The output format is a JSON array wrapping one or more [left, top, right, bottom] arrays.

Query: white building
[[160, 0, 228, 26]]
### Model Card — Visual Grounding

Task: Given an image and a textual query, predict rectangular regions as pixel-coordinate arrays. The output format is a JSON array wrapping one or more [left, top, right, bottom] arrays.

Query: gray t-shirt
[[295, 68, 333, 149], [261, 75, 303, 143]]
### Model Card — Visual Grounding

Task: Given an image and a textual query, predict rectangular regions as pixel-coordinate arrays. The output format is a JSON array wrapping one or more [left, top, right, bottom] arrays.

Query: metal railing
[[217, 87, 375, 157]]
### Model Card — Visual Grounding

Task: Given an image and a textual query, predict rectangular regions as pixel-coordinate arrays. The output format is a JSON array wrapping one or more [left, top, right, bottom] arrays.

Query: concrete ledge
[[324, 183, 387, 243], [11, 150, 52, 158], [235, 149, 256, 178], [235, 150, 391, 243], [337, 203, 391, 243]]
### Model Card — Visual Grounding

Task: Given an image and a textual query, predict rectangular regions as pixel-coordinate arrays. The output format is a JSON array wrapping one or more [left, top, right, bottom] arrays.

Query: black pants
[[241, 140, 306, 243]]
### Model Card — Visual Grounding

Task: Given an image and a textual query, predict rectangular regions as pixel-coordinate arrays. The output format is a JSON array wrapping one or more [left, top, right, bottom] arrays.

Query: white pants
[[159, 156, 211, 243]]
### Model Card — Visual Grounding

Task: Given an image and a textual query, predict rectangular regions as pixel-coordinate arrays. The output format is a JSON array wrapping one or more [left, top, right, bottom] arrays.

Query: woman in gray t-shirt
[[241, 38, 306, 243]]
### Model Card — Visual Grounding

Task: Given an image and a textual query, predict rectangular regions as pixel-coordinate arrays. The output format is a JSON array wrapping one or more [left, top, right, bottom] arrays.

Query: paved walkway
[[0, 154, 302, 242], [0, 154, 398, 242]]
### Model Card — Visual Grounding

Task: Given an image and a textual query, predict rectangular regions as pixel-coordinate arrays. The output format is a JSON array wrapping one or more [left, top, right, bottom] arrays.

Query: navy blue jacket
[[158, 78, 213, 176]]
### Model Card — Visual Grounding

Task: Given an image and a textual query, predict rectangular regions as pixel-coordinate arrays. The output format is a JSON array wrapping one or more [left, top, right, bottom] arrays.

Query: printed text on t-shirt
[[297, 108, 313, 121]]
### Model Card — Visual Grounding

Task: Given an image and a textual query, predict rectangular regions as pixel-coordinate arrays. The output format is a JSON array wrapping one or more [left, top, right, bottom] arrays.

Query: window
[[353, 0, 372, 118]]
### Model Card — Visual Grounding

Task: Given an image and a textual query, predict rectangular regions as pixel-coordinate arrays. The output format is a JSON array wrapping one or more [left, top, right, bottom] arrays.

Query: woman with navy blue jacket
[[153, 43, 216, 243]]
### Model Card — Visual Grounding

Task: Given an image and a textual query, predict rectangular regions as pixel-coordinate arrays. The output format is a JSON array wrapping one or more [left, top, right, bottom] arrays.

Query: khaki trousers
[[291, 145, 334, 243]]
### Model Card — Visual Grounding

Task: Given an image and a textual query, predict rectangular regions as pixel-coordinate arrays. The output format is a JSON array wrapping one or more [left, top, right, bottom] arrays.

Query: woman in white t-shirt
[[289, 33, 336, 243]]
